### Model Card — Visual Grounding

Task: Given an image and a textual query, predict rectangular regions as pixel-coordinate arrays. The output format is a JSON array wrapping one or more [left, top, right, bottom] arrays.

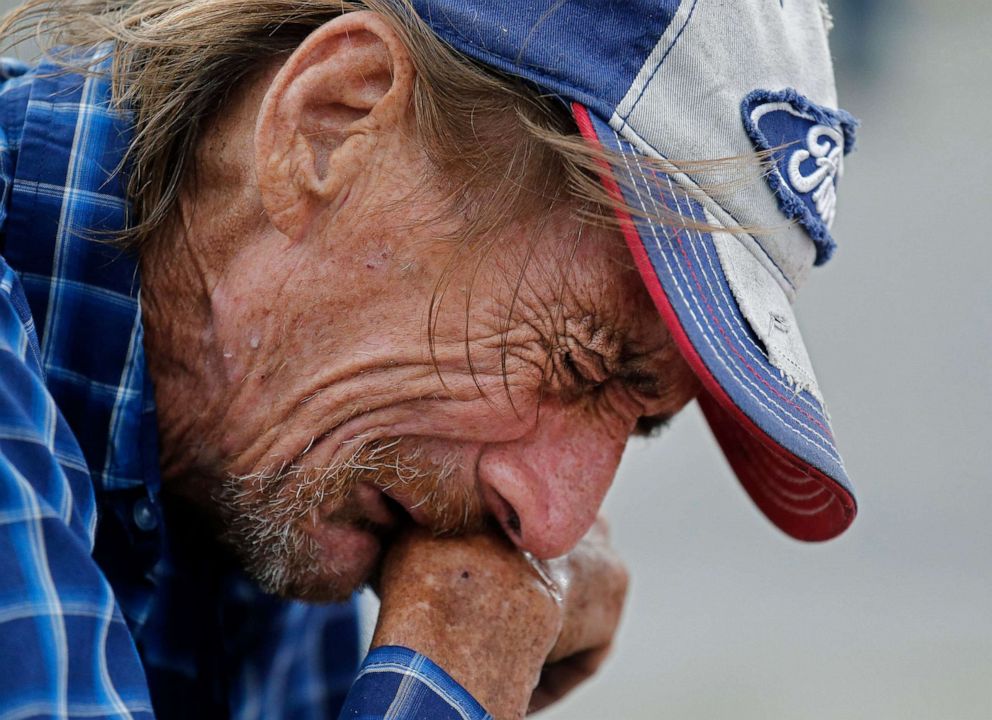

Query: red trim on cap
[[571, 103, 856, 541], [698, 393, 850, 540]]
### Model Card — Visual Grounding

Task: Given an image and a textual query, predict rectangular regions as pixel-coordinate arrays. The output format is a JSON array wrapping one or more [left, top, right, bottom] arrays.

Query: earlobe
[[255, 11, 415, 241]]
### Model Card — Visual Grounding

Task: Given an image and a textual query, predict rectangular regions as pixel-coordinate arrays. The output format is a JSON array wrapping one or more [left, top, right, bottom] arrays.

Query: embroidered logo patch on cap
[[741, 89, 858, 265]]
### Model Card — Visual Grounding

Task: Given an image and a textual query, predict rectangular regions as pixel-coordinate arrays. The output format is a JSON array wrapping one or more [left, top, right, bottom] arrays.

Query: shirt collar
[[0, 53, 161, 497]]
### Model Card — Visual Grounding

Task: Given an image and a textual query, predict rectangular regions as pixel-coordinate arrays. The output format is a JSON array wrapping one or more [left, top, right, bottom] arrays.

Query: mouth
[[377, 483, 436, 527], [348, 482, 405, 528], [281, 470, 493, 600], [308, 484, 414, 556]]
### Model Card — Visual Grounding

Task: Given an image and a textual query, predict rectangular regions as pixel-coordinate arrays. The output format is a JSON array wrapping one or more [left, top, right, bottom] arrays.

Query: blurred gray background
[[544, 1, 992, 718], [4, 0, 989, 718]]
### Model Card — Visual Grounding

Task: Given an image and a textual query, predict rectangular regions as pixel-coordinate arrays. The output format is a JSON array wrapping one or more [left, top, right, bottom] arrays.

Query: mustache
[[356, 438, 489, 536], [222, 437, 487, 534]]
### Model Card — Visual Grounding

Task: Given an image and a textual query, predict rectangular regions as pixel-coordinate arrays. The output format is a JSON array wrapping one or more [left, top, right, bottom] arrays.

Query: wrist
[[372, 541, 561, 719]]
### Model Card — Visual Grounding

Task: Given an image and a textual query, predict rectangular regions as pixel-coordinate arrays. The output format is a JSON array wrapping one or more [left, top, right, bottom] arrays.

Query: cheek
[[212, 233, 435, 359], [372, 391, 543, 445]]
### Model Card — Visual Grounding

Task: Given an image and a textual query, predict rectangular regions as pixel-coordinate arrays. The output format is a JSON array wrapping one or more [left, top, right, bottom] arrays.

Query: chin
[[252, 520, 387, 603], [282, 574, 370, 604]]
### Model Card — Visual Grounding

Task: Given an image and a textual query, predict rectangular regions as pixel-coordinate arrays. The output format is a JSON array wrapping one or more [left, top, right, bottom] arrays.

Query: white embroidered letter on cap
[[741, 88, 858, 265]]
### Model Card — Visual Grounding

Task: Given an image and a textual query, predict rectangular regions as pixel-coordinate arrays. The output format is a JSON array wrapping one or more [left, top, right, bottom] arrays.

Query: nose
[[477, 398, 626, 558]]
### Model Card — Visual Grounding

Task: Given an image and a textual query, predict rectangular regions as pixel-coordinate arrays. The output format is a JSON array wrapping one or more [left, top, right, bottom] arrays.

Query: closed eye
[[563, 344, 611, 385], [553, 347, 608, 394]]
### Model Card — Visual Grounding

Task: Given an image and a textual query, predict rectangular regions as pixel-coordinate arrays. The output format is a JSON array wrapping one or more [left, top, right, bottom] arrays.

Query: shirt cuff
[[340, 645, 492, 719]]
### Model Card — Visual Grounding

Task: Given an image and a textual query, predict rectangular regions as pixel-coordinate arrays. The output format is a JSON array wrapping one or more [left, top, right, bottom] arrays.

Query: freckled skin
[[139, 12, 698, 717], [374, 521, 627, 720]]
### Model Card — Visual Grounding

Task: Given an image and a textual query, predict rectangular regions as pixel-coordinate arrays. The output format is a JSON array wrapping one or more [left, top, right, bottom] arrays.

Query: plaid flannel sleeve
[[339, 646, 493, 720], [0, 261, 155, 719]]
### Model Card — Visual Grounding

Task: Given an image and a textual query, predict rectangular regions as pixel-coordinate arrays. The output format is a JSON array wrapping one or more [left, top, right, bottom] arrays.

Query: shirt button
[[132, 497, 159, 532]]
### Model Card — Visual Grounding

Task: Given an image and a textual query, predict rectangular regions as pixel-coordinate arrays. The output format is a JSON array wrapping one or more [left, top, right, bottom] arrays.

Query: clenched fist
[[371, 519, 628, 719]]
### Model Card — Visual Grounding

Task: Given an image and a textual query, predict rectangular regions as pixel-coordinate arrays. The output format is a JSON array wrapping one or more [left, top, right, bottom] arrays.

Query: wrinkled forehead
[[474, 212, 668, 347]]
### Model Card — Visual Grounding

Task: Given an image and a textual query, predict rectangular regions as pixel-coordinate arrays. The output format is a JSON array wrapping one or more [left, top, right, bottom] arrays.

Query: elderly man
[[0, 0, 858, 718]]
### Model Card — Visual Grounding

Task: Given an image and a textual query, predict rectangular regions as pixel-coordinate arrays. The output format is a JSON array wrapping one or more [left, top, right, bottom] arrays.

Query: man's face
[[178, 108, 698, 601]]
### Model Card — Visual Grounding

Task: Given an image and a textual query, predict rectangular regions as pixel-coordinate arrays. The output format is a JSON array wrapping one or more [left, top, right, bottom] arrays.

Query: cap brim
[[572, 104, 857, 541]]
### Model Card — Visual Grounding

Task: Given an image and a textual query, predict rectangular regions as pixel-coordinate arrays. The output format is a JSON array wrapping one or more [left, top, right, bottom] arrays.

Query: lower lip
[[305, 486, 401, 573]]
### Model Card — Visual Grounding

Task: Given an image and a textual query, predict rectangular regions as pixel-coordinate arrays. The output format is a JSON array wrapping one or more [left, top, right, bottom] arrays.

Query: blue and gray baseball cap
[[408, 0, 858, 541]]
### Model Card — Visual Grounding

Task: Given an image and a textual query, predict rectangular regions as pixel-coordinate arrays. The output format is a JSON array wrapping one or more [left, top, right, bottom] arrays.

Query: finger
[[584, 514, 610, 543], [547, 560, 627, 663], [527, 644, 612, 714]]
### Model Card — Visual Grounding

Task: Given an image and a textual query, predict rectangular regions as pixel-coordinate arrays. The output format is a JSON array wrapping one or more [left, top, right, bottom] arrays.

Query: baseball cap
[[406, 0, 858, 541]]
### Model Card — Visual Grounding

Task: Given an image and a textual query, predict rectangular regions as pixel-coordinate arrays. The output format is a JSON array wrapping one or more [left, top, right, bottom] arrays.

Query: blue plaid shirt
[[0, 53, 490, 720]]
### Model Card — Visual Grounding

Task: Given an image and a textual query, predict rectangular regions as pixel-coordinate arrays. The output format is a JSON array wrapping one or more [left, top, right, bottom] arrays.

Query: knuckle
[[614, 564, 630, 594]]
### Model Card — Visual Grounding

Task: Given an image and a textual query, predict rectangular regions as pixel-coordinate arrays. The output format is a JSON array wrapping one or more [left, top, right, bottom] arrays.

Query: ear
[[255, 11, 415, 241]]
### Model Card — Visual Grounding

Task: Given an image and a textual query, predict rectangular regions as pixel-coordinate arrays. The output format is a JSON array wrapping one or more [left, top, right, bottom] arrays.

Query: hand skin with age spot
[[371, 520, 627, 719]]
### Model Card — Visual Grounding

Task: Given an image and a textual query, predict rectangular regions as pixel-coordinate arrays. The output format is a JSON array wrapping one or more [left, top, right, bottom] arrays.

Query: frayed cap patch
[[741, 88, 858, 266]]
